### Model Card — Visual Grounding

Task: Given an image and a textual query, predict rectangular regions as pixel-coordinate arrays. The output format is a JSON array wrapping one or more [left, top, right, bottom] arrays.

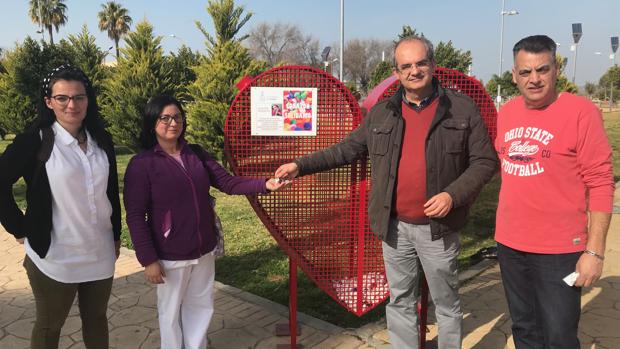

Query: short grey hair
[[393, 35, 435, 68]]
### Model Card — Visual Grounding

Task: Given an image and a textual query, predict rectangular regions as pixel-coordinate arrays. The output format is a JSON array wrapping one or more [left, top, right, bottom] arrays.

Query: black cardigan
[[0, 128, 122, 258]]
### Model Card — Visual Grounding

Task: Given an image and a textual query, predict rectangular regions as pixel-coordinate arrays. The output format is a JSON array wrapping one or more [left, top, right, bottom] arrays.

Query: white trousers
[[157, 253, 215, 349]]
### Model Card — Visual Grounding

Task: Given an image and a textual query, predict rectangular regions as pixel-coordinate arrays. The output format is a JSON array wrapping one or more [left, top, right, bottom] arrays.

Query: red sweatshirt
[[495, 93, 614, 254]]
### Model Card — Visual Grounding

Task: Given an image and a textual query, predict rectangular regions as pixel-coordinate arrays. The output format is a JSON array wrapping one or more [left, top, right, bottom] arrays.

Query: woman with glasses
[[0, 64, 121, 349], [123, 94, 289, 349]]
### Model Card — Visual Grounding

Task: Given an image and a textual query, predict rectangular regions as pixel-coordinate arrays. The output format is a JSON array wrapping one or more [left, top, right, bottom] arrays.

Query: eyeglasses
[[49, 94, 88, 106], [396, 59, 432, 74], [158, 114, 185, 125]]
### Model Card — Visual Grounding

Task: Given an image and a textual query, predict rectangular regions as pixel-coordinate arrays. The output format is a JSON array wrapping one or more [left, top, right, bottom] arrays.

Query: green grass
[[210, 177, 499, 327], [603, 110, 620, 181], [2, 109, 617, 328]]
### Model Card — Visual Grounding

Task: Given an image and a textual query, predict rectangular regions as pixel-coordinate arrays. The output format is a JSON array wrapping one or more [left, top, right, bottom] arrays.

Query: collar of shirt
[[402, 84, 438, 111], [52, 122, 95, 154], [153, 138, 187, 154]]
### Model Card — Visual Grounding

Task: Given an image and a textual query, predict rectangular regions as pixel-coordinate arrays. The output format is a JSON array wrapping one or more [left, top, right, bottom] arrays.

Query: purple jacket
[[124, 142, 267, 267]]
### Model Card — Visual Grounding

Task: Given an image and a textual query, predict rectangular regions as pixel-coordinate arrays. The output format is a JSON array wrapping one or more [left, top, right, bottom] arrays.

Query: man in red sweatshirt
[[495, 35, 614, 349]]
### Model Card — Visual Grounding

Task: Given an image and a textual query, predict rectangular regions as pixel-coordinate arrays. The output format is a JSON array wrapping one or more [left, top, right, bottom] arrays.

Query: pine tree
[[100, 20, 177, 150], [166, 46, 203, 103], [434, 41, 472, 73], [555, 54, 578, 93], [0, 37, 72, 134], [485, 71, 518, 100], [396, 25, 423, 41], [367, 61, 393, 91], [186, 0, 266, 160], [66, 25, 108, 95], [187, 41, 266, 159]]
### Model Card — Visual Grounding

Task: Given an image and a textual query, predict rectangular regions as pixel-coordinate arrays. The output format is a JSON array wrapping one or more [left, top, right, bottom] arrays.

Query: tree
[[367, 61, 393, 91], [343, 39, 392, 92], [97, 1, 132, 60], [555, 54, 578, 93], [295, 34, 321, 67], [584, 82, 597, 97], [598, 65, 620, 90], [195, 0, 252, 48], [0, 37, 72, 134], [66, 25, 108, 95], [485, 71, 518, 100], [187, 41, 266, 159], [28, 0, 68, 45], [166, 45, 203, 103], [434, 40, 472, 73], [187, 0, 266, 160], [100, 21, 177, 150], [397, 25, 423, 41], [395, 25, 473, 74], [247, 22, 321, 66], [597, 64, 620, 101]]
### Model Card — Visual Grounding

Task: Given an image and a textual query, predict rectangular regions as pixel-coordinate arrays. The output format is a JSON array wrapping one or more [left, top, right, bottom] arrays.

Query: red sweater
[[393, 99, 438, 222], [495, 93, 614, 253]]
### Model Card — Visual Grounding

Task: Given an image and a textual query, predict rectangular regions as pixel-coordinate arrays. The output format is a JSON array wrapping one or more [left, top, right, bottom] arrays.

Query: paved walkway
[[1, 185, 618, 348]]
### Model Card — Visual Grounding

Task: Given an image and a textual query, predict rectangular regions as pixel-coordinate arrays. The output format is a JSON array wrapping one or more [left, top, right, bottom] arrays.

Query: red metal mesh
[[225, 66, 386, 316], [364, 68, 497, 142], [224, 66, 497, 317]]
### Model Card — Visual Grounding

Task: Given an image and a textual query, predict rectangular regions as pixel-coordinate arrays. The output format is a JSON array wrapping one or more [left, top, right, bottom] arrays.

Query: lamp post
[[102, 46, 114, 65], [496, 0, 518, 109], [168, 34, 186, 46], [571, 23, 582, 84], [339, 0, 344, 81], [609, 36, 618, 111], [36, 0, 45, 42]]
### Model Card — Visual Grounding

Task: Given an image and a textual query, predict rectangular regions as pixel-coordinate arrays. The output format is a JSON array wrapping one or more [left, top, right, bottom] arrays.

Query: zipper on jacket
[[164, 154, 204, 258]]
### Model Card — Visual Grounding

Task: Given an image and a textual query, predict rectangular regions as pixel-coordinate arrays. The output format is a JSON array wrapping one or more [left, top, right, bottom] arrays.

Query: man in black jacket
[[276, 36, 497, 349]]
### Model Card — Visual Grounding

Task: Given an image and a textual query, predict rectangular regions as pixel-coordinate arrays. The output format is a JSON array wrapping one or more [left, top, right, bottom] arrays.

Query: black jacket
[[0, 128, 121, 258], [296, 80, 499, 241]]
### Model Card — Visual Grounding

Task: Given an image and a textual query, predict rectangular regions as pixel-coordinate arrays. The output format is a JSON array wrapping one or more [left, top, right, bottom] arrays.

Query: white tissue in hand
[[563, 271, 579, 286]]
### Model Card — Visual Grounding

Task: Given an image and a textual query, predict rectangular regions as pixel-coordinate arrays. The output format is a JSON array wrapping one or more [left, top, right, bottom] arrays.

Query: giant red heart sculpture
[[224, 66, 496, 316]]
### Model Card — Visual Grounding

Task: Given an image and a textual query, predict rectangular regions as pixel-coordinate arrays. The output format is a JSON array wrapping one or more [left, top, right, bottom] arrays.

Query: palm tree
[[97, 1, 132, 60], [28, 0, 68, 45]]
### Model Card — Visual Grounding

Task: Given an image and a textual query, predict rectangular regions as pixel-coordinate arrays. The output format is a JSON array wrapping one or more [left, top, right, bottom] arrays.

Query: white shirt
[[25, 122, 116, 283]]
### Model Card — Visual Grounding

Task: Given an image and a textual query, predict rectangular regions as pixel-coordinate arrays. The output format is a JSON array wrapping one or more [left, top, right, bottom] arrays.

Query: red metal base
[[275, 323, 301, 336]]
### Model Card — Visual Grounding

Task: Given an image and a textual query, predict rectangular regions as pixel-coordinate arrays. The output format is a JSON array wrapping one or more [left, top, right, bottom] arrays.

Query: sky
[[1, 0, 619, 87]]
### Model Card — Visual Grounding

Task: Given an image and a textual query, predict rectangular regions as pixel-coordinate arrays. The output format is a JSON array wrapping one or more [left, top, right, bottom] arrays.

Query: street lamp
[[102, 46, 114, 65], [321, 46, 334, 75], [339, 0, 344, 81], [496, 0, 519, 109], [36, 0, 44, 42], [570, 23, 582, 84], [168, 34, 186, 48], [609, 36, 618, 111], [169, 34, 184, 43]]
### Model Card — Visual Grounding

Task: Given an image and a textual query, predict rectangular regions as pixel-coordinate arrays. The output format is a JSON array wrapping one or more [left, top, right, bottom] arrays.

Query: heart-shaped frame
[[224, 66, 497, 316]]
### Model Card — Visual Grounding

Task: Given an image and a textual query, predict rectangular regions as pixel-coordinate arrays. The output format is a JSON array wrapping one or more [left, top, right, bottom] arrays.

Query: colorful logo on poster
[[283, 90, 313, 131]]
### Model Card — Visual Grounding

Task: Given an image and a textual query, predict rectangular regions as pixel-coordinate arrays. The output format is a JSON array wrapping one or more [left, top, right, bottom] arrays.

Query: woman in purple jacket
[[123, 95, 288, 349]]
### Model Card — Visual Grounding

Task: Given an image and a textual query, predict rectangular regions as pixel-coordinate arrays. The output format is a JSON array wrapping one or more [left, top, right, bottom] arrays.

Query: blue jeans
[[497, 243, 582, 349]]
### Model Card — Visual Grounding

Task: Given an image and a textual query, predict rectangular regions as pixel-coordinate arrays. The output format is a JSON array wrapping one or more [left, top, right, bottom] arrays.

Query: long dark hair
[[35, 64, 112, 149], [139, 94, 187, 150]]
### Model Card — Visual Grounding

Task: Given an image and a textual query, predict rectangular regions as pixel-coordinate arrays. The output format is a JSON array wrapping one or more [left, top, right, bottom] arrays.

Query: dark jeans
[[23, 255, 113, 349], [497, 243, 582, 349]]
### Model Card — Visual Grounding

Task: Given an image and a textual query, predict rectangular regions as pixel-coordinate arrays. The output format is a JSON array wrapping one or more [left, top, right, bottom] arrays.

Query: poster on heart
[[250, 87, 317, 136]]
